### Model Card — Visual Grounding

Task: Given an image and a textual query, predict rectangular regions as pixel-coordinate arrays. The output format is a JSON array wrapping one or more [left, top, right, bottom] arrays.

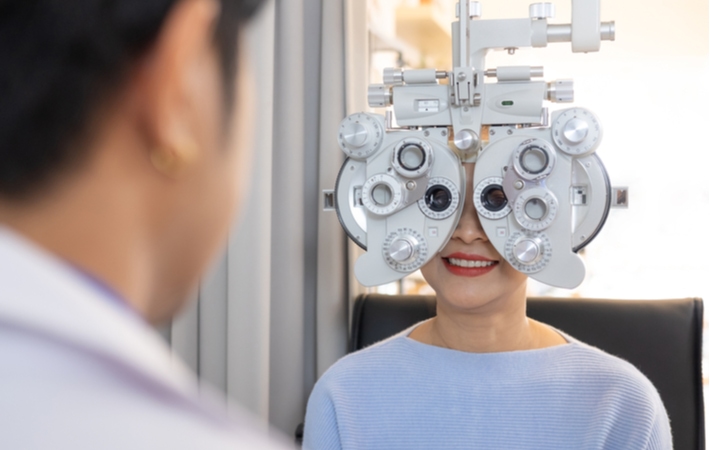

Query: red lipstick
[[441, 252, 498, 277]]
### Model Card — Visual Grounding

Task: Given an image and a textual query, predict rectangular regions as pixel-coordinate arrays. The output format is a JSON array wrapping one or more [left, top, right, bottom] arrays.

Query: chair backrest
[[351, 294, 705, 450]]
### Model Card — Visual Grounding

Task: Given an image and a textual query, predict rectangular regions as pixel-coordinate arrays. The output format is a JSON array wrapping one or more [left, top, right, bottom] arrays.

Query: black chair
[[351, 294, 705, 450]]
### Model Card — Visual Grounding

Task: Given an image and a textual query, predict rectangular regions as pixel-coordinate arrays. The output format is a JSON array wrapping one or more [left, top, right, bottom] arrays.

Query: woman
[[0, 0, 287, 448], [303, 164, 671, 449]]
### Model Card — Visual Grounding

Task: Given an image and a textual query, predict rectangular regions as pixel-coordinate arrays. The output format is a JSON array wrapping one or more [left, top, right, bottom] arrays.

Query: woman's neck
[[409, 288, 567, 353]]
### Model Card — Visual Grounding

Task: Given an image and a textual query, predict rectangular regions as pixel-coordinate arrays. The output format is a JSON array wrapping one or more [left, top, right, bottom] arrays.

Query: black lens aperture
[[481, 184, 508, 212], [425, 185, 452, 212]]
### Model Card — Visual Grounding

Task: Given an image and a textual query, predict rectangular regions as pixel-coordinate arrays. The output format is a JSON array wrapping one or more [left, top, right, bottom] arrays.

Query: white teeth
[[447, 258, 495, 268]]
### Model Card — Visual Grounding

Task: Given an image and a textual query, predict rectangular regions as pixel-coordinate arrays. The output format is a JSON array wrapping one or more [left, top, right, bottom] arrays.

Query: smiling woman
[[303, 163, 672, 449], [300, 0, 706, 447], [411, 164, 565, 353]]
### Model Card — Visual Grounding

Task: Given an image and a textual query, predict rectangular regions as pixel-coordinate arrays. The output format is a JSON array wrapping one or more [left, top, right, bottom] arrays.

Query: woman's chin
[[423, 260, 528, 314]]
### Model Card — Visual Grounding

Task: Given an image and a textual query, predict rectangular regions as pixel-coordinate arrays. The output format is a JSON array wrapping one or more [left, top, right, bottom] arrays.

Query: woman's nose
[[452, 195, 488, 244]]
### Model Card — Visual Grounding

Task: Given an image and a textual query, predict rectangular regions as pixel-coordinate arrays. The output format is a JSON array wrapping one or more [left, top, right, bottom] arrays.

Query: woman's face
[[420, 163, 528, 312]]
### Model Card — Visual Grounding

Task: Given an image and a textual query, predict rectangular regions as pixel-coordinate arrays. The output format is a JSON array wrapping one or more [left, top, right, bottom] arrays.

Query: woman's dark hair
[[0, 0, 264, 199]]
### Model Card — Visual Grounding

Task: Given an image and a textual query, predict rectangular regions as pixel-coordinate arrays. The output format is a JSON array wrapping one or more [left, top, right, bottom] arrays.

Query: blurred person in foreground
[[0, 0, 287, 448]]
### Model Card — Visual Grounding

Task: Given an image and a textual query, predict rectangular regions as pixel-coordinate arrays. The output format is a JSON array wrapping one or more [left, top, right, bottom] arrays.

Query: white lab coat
[[0, 228, 288, 449]]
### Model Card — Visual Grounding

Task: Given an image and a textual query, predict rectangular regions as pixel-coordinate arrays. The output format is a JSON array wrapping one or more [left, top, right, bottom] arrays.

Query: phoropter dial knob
[[552, 108, 602, 156], [505, 231, 552, 274], [388, 237, 416, 263], [368, 84, 393, 108], [338, 113, 384, 160], [514, 238, 541, 264], [529, 3, 555, 19], [383, 229, 428, 272], [546, 80, 574, 103]]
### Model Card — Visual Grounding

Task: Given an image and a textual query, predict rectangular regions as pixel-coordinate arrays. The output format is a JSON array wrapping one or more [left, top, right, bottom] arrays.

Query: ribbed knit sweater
[[303, 324, 672, 450]]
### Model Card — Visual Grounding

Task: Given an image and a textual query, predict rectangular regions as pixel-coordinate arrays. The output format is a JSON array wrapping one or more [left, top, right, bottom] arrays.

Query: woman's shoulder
[[321, 328, 413, 376], [558, 335, 671, 443], [558, 332, 663, 401], [310, 325, 428, 398]]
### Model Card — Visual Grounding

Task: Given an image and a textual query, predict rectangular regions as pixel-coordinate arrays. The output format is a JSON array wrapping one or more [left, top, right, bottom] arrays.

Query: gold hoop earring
[[150, 140, 198, 177]]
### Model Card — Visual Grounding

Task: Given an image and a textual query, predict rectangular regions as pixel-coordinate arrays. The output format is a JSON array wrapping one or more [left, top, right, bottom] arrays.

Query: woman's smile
[[441, 252, 499, 277]]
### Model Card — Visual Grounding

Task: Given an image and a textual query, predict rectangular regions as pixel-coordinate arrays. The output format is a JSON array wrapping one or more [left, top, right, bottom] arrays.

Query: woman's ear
[[132, 0, 221, 175]]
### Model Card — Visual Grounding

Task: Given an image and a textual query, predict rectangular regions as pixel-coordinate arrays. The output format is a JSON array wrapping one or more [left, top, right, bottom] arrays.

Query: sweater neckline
[[400, 319, 578, 358]]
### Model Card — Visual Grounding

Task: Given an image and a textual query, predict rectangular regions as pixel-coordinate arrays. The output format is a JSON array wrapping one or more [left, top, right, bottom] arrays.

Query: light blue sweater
[[303, 325, 672, 450]]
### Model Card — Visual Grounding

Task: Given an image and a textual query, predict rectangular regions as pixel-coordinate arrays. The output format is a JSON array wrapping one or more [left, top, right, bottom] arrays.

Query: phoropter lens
[[425, 185, 452, 212], [519, 146, 549, 175], [398, 144, 426, 171], [371, 183, 393, 206], [524, 197, 547, 220], [481, 185, 508, 212]]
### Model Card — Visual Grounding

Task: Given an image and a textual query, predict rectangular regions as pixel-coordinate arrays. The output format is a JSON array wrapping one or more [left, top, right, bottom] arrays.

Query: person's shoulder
[[559, 335, 672, 446], [561, 335, 663, 403], [564, 336, 645, 374], [304, 328, 416, 433], [0, 330, 290, 449], [313, 328, 415, 389]]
